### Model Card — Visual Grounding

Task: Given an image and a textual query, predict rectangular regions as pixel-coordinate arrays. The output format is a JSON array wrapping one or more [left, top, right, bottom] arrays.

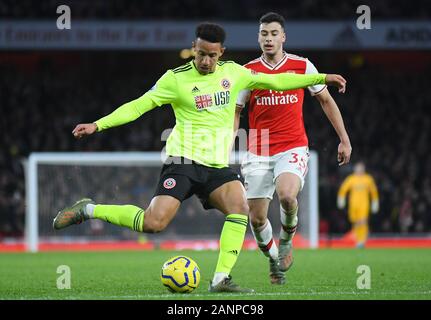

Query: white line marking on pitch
[[17, 290, 431, 300], [105, 290, 431, 299]]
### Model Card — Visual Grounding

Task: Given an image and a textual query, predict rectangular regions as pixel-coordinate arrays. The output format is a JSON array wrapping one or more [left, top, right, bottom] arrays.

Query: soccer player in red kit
[[235, 12, 352, 284]]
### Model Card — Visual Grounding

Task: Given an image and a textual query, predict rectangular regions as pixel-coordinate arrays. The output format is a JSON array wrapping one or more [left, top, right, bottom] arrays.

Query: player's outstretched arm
[[325, 74, 347, 93], [71, 94, 158, 139], [243, 67, 347, 93], [71, 70, 177, 139], [72, 123, 98, 139]]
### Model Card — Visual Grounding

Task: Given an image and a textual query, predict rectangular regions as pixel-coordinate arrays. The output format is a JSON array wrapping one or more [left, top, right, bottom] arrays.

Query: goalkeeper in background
[[337, 161, 379, 248], [53, 22, 347, 293]]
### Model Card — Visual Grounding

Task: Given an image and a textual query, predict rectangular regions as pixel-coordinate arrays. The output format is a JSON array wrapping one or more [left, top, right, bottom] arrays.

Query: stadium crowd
[[1, 50, 430, 239], [1, 0, 430, 20]]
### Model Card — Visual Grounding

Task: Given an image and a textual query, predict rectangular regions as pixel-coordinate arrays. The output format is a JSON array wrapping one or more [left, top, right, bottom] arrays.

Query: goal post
[[24, 151, 319, 252], [306, 151, 319, 249]]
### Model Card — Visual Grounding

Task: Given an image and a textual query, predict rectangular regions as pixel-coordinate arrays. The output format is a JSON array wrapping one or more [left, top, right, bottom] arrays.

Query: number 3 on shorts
[[289, 152, 299, 163]]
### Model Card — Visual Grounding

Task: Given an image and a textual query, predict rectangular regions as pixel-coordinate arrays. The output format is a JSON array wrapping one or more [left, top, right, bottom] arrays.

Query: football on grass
[[161, 256, 201, 293]]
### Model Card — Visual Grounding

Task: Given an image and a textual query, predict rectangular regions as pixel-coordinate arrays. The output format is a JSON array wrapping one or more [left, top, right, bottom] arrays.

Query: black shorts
[[154, 156, 244, 209]]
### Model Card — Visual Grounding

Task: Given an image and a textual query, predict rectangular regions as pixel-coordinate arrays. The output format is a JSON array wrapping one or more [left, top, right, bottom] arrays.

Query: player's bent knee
[[142, 209, 169, 233], [236, 202, 250, 215], [143, 219, 167, 233], [279, 193, 298, 208], [249, 215, 266, 228], [249, 208, 267, 227]]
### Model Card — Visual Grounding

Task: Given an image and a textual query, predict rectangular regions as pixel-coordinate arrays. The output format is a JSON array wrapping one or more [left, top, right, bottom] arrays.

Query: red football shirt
[[237, 53, 326, 156]]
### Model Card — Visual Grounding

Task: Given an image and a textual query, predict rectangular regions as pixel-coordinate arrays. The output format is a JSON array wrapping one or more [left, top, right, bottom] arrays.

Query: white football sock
[[85, 203, 95, 218], [251, 220, 278, 260], [280, 204, 298, 241], [212, 272, 229, 286]]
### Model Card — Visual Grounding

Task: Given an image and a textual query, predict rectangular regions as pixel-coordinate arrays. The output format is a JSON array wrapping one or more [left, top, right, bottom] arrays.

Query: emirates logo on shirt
[[255, 92, 299, 106]]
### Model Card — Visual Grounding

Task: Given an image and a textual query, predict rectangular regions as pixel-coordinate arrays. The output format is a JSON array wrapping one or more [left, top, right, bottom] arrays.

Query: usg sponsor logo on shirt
[[194, 91, 230, 111], [214, 91, 230, 105]]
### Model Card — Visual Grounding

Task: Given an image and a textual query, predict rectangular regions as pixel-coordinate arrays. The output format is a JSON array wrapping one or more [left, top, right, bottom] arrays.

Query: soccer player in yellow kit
[[337, 161, 379, 248], [53, 22, 347, 293]]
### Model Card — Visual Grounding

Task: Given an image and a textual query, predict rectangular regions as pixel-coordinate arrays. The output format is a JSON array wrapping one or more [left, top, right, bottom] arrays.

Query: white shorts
[[241, 146, 310, 200]]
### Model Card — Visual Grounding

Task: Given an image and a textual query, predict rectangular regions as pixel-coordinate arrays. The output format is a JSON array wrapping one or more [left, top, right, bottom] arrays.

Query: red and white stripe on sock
[[251, 220, 278, 260]]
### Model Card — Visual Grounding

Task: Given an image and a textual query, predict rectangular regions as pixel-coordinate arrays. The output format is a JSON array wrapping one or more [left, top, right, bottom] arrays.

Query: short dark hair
[[259, 12, 285, 29], [195, 22, 226, 44]]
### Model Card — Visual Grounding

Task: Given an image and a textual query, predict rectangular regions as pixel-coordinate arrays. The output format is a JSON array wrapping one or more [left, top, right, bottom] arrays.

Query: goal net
[[24, 151, 318, 252]]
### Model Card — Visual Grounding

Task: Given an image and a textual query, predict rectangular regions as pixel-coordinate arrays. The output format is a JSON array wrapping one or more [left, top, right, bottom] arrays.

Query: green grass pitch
[[1, 249, 430, 300]]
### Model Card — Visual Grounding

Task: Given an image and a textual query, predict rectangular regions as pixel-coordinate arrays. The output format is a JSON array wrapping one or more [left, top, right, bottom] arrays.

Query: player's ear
[[220, 46, 225, 57], [191, 41, 197, 55]]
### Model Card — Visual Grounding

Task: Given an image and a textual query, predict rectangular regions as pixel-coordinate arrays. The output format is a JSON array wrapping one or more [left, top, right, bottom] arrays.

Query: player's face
[[258, 22, 286, 57], [192, 38, 225, 75]]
